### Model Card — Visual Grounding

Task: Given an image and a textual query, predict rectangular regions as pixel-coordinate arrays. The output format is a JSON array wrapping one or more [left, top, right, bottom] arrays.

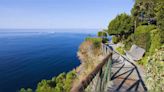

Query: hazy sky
[[0, 0, 134, 29]]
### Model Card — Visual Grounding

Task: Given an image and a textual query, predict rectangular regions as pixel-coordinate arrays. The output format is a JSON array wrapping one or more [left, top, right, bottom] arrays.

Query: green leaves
[[155, 2, 164, 31], [149, 29, 162, 54], [112, 36, 120, 44], [116, 46, 125, 55], [108, 13, 133, 35], [19, 88, 33, 92], [20, 71, 76, 92], [145, 48, 164, 91], [97, 31, 107, 37], [133, 25, 156, 51], [85, 37, 102, 48]]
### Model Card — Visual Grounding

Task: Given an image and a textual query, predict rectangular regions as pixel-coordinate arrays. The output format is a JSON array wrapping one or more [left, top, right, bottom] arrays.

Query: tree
[[97, 31, 107, 38], [108, 13, 133, 35], [155, 2, 164, 31], [64, 71, 76, 92], [131, 0, 156, 27]]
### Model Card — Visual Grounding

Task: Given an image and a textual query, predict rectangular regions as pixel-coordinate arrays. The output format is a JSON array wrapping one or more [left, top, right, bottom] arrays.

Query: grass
[[116, 46, 125, 55]]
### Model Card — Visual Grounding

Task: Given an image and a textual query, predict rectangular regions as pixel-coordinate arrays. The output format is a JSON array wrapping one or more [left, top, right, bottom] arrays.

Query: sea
[[0, 29, 97, 92]]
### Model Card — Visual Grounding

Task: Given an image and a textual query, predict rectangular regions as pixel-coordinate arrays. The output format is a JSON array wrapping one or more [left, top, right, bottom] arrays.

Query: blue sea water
[[0, 30, 93, 92]]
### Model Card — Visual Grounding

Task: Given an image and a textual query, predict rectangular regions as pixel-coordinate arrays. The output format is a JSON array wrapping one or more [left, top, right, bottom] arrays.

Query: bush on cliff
[[36, 71, 76, 92], [85, 37, 102, 49], [19, 71, 76, 92], [19, 88, 33, 92]]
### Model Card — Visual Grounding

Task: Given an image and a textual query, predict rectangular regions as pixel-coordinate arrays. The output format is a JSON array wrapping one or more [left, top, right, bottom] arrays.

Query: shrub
[[134, 32, 151, 51], [102, 38, 109, 44], [97, 31, 107, 37], [134, 25, 156, 35], [134, 25, 156, 51], [145, 48, 164, 92], [20, 71, 76, 92], [112, 36, 120, 44], [123, 34, 135, 50], [124, 42, 132, 51], [64, 71, 77, 92], [138, 55, 149, 65], [116, 46, 125, 55], [160, 29, 164, 44], [19, 88, 33, 92], [85, 37, 102, 48], [149, 29, 162, 54]]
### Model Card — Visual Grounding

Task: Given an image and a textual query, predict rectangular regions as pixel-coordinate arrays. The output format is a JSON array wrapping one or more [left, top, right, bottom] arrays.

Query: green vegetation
[[116, 46, 125, 55], [108, 13, 133, 35], [19, 71, 76, 92], [123, 34, 134, 50], [112, 36, 120, 44], [134, 25, 156, 34], [108, 13, 133, 45], [19, 38, 103, 92], [97, 31, 107, 37], [133, 27, 163, 66], [19, 88, 33, 92], [145, 47, 164, 92], [123, 25, 163, 53], [108, 0, 164, 57], [133, 25, 156, 51], [156, 2, 164, 31], [19, 0, 164, 92], [85, 37, 102, 48], [78, 36, 104, 88], [106, 1, 164, 91], [131, 0, 156, 26], [108, 13, 133, 43], [149, 29, 162, 54]]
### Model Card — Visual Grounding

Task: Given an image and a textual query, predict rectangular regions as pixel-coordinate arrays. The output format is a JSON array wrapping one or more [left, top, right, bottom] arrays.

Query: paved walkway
[[107, 49, 147, 92]]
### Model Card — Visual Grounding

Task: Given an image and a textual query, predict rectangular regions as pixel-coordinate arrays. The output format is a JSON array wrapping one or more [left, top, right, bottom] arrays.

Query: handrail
[[71, 53, 112, 92], [105, 44, 147, 91], [71, 44, 112, 92], [71, 42, 148, 92], [71, 43, 147, 92]]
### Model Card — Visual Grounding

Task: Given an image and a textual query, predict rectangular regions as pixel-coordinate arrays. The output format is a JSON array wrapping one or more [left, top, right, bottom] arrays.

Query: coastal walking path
[[106, 44, 147, 92]]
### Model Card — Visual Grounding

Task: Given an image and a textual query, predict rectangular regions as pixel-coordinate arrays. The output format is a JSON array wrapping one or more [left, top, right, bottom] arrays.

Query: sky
[[0, 0, 134, 29]]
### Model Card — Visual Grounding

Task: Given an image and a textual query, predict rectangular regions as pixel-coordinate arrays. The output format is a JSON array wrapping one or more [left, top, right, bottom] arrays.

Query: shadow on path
[[110, 51, 147, 92]]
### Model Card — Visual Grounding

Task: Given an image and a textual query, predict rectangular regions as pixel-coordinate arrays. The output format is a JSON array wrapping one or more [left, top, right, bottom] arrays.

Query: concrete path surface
[[107, 50, 147, 92]]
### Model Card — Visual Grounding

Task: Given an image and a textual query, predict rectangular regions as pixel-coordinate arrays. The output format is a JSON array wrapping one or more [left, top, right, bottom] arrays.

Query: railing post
[[71, 44, 112, 92]]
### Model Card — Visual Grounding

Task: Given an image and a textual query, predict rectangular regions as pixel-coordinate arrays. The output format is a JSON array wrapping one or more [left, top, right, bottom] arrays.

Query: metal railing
[[71, 43, 148, 92], [71, 43, 113, 92]]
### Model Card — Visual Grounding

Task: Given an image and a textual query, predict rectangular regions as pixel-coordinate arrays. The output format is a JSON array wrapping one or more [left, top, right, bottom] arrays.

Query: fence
[[71, 43, 113, 92]]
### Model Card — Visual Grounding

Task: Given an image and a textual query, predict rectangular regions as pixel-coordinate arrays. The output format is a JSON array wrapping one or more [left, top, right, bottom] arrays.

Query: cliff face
[[74, 38, 106, 85]]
